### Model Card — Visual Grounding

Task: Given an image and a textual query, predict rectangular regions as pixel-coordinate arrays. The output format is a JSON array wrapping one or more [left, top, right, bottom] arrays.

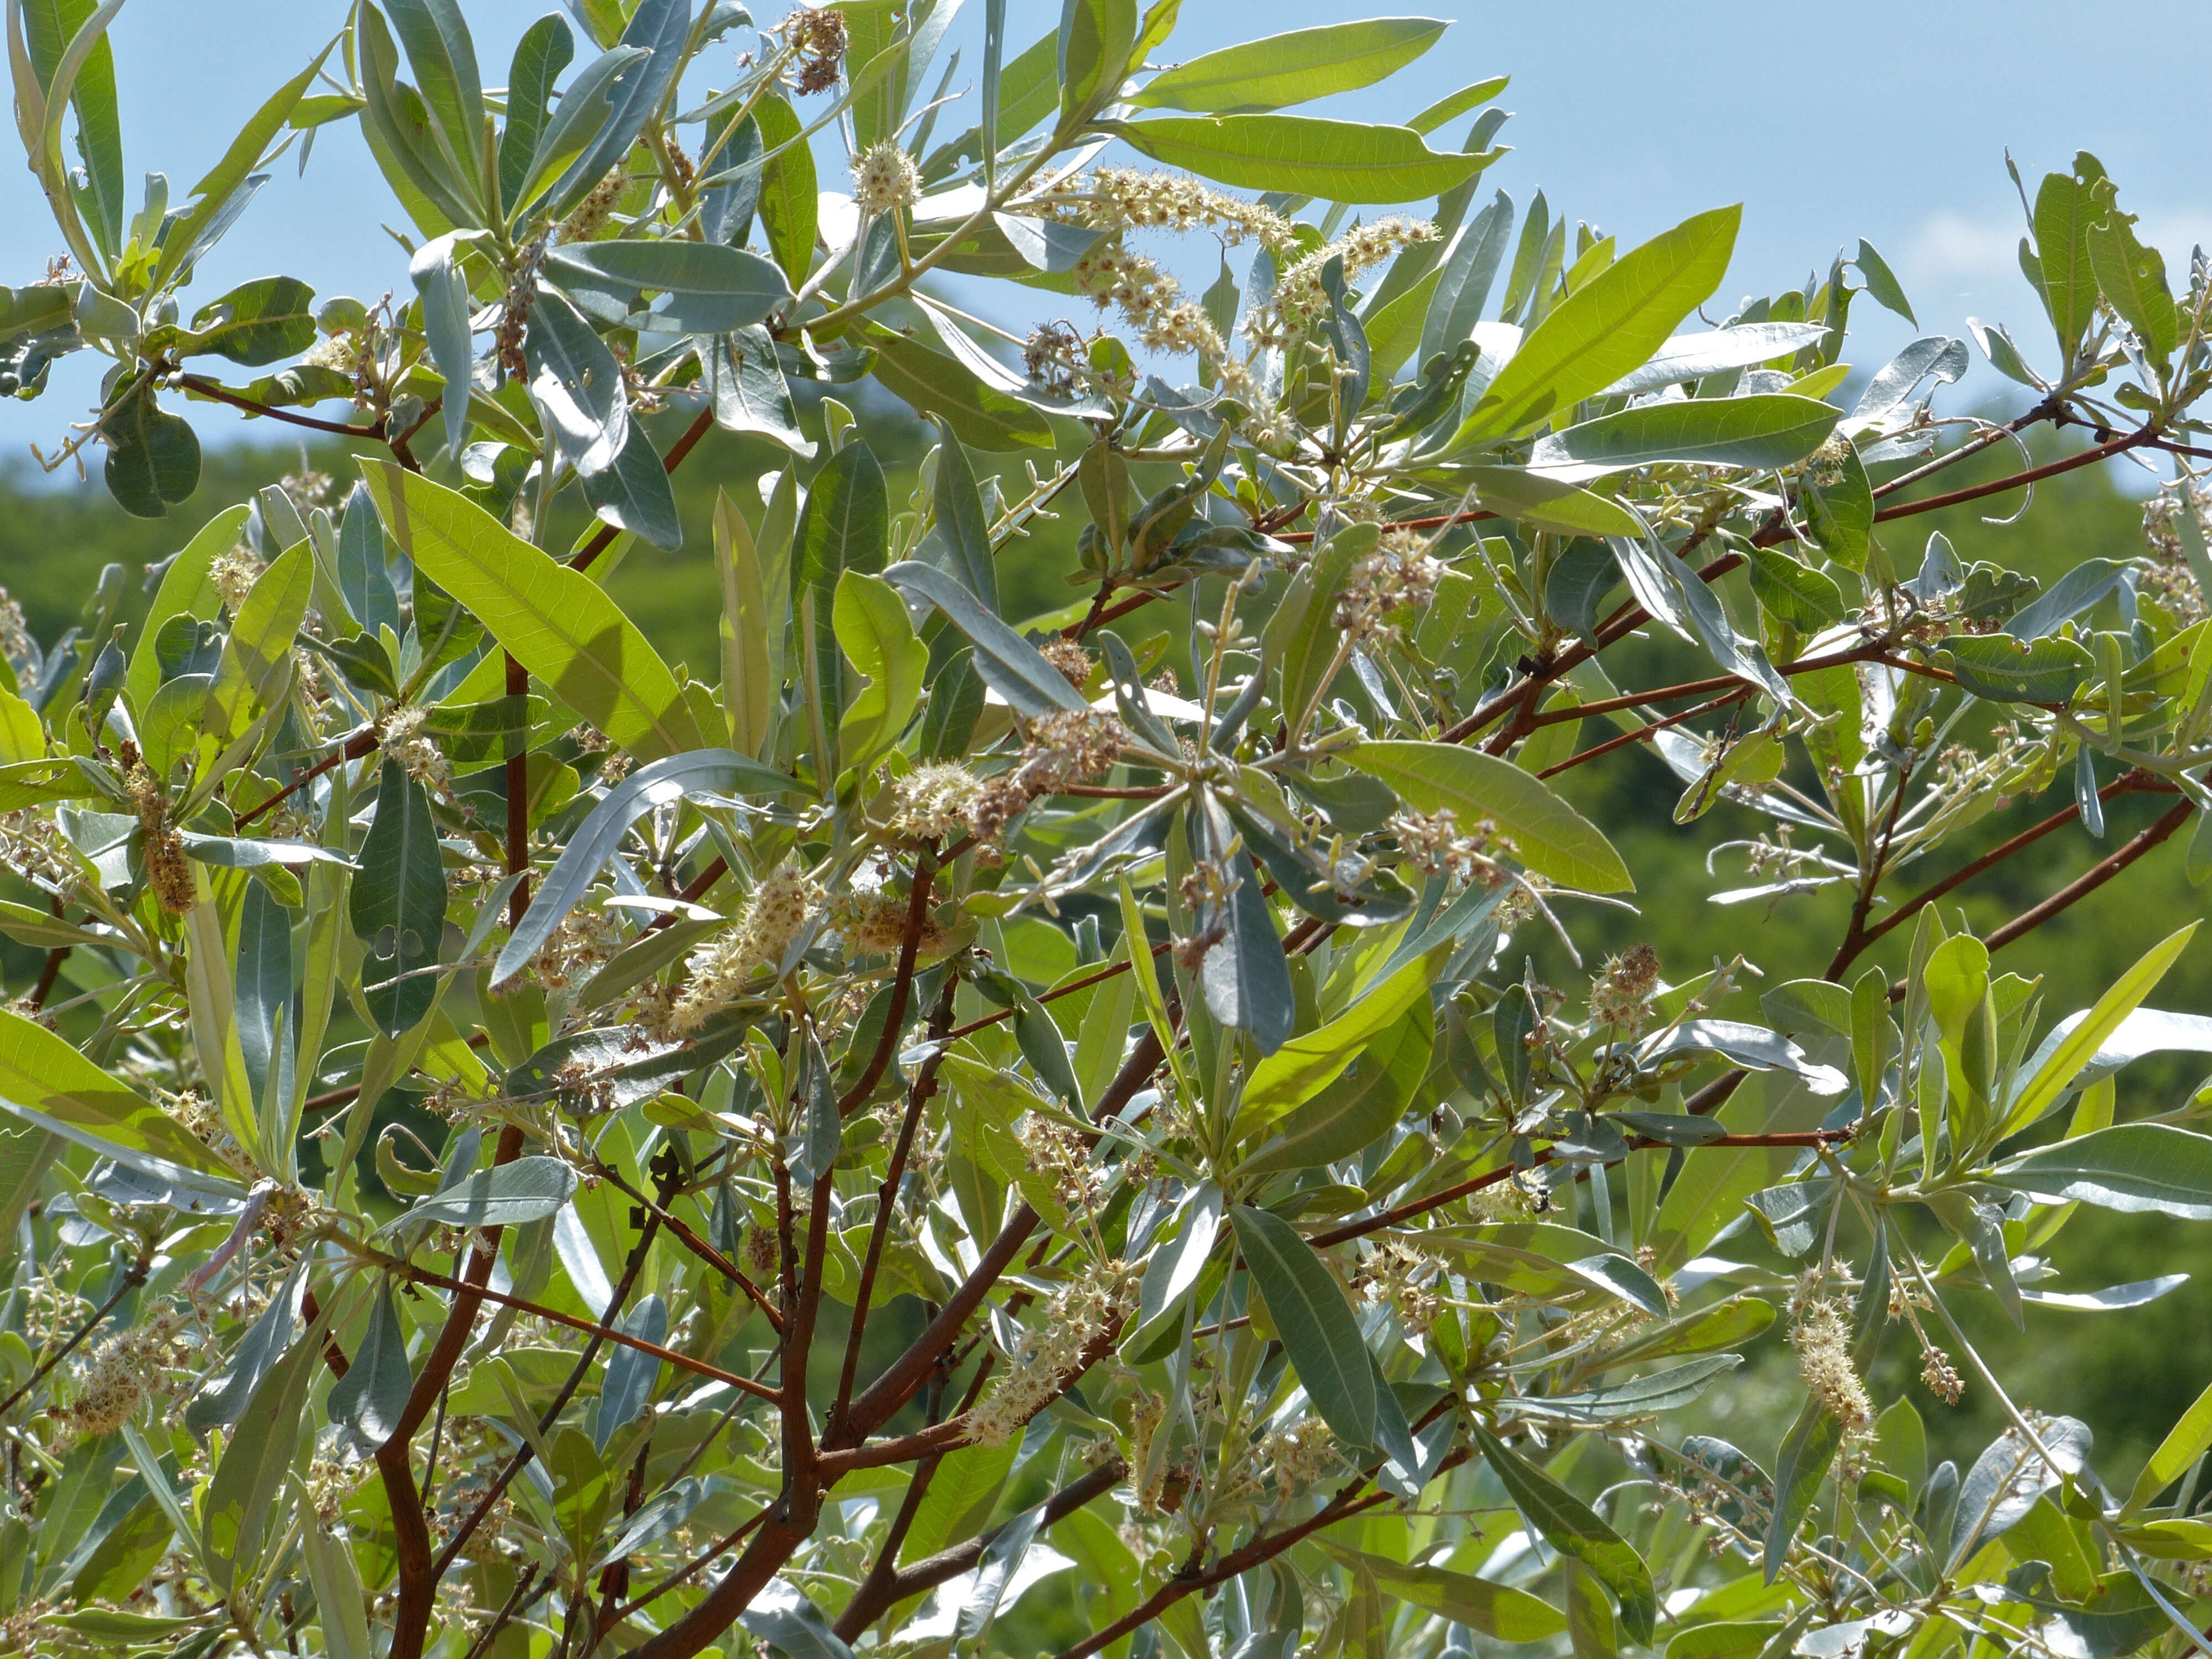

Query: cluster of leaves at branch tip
[[8, 6, 2212, 1659]]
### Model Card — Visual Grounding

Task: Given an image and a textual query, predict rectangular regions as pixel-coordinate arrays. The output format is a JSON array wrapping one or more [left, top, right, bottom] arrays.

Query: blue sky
[[6, 1, 2210, 475]]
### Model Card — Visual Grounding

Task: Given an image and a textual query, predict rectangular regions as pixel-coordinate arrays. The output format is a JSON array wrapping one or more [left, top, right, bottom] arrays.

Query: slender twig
[[431, 1214, 664, 1577], [176, 373, 384, 438], [366, 1249, 780, 1401], [831, 977, 957, 1440], [1537, 687, 1751, 779], [1869, 424, 2153, 523], [1980, 797, 2194, 954]]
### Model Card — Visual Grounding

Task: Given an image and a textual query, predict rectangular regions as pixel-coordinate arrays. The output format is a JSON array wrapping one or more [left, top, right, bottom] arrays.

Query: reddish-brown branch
[[369, 1248, 780, 1399], [836, 854, 937, 1116], [593, 1164, 784, 1332], [177, 373, 385, 438], [1981, 796, 2195, 953], [832, 978, 958, 1440], [237, 728, 382, 826], [380, 1123, 524, 1659], [1840, 770, 2173, 967], [1869, 425, 2153, 524], [1537, 687, 1751, 780]]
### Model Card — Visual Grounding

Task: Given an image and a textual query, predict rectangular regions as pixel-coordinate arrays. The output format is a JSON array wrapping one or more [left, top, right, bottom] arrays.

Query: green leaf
[[1230, 1203, 1376, 1451], [1105, 114, 1491, 204], [1438, 465, 1644, 536], [2034, 154, 2106, 358], [176, 275, 316, 366], [1317, 1541, 1565, 1641], [410, 234, 474, 461], [506, 40, 644, 218], [1747, 549, 1846, 630], [0, 1003, 237, 1182], [350, 759, 447, 1036], [2126, 1375, 2212, 1517], [385, 0, 488, 213], [22, 0, 124, 259], [1996, 1123, 2212, 1220], [1460, 205, 1740, 440], [882, 561, 1091, 720], [202, 1323, 317, 1589], [496, 12, 572, 214], [2088, 189, 2179, 359], [859, 322, 1055, 451], [301, 1519, 372, 1659], [1474, 1424, 1656, 1644], [1130, 18, 1447, 113], [1235, 955, 1435, 1139], [401, 1154, 578, 1227], [752, 92, 817, 287], [102, 379, 200, 519], [326, 1276, 414, 1448], [834, 570, 927, 774], [539, 0, 687, 223], [1344, 740, 1632, 893], [545, 239, 792, 335], [1937, 633, 2091, 703], [929, 416, 998, 609], [1238, 1001, 1432, 1176], [205, 542, 311, 745], [1057, 0, 1137, 127], [1406, 74, 1510, 136], [1530, 394, 1840, 477], [492, 748, 790, 985], [1853, 238, 1916, 325], [363, 463, 708, 761], [124, 505, 247, 714]]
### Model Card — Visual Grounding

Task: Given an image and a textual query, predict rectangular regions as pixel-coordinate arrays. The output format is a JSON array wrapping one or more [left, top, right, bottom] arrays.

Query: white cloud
[[1903, 204, 2212, 301]]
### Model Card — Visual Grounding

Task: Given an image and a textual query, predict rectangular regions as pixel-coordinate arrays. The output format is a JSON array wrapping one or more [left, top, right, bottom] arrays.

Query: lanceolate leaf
[[882, 561, 1091, 718], [0, 1005, 237, 1182], [1530, 394, 1840, 478], [363, 463, 709, 760], [1475, 1424, 1657, 1644], [326, 1275, 414, 1449], [493, 748, 794, 985], [1996, 1124, 2212, 1219], [400, 1154, 578, 1227], [1129, 19, 1448, 114], [1345, 740, 1632, 893], [350, 759, 447, 1036], [1460, 205, 1740, 440], [1106, 114, 1493, 204], [1318, 1541, 1565, 1641], [1231, 1204, 1376, 1452]]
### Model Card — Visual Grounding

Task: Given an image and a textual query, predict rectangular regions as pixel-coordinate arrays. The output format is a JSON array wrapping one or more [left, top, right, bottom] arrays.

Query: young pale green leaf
[[1746, 549, 1846, 630], [1317, 1541, 1566, 1641], [2126, 1375, 2212, 1518], [2034, 155, 2105, 358], [750, 91, 817, 286], [835, 571, 927, 779], [1235, 954, 1435, 1139], [1105, 114, 1492, 204], [154, 40, 334, 289], [1345, 740, 1632, 893], [1231, 1204, 1376, 1451], [1130, 19, 1448, 113], [2088, 194, 2179, 359], [362, 464, 709, 760], [0, 1003, 238, 1182], [1530, 394, 1840, 478], [1237, 1001, 1432, 1176], [2002, 923, 2196, 1133], [1475, 1424, 1657, 1644], [1459, 205, 1740, 440]]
